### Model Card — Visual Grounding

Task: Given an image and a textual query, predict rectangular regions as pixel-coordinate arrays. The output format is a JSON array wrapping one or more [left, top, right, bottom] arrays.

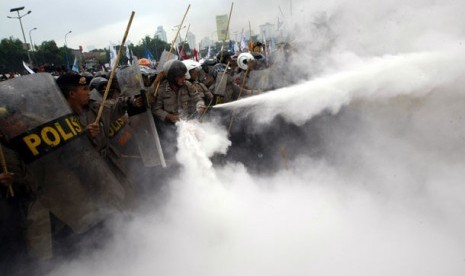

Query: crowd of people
[[0, 43, 299, 274]]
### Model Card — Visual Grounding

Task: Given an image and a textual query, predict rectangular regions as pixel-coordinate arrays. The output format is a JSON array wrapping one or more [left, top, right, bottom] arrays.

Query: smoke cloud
[[45, 0, 465, 275]]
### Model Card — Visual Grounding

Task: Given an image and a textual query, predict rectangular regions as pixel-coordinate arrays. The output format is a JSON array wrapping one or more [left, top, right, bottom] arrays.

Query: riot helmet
[[182, 60, 202, 79], [166, 60, 187, 84], [237, 52, 255, 71], [89, 77, 108, 92]]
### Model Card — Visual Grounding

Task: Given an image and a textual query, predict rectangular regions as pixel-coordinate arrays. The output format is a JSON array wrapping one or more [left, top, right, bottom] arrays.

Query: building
[[186, 31, 196, 49], [199, 37, 212, 50], [216, 14, 229, 41], [155, 26, 167, 42], [259, 22, 276, 41]]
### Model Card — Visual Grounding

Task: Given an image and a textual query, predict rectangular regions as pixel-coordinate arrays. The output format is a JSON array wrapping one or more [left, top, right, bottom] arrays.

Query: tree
[[34, 40, 66, 67], [131, 35, 169, 61], [0, 37, 28, 73]]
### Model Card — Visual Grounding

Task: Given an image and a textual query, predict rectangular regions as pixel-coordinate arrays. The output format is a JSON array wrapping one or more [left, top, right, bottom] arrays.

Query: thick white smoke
[[46, 0, 465, 275]]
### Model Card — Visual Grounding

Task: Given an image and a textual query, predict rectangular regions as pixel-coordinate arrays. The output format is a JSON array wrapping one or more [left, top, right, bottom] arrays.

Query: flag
[[126, 45, 134, 65], [179, 46, 189, 60], [193, 48, 199, 61], [229, 40, 233, 52], [240, 32, 248, 51], [206, 45, 211, 58], [109, 44, 117, 68], [234, 41, 240, 55], [144, 46, 154, 60], [72, 55, 79, 73], [175, 45, 181, 60], [22, 61, 35, 74]]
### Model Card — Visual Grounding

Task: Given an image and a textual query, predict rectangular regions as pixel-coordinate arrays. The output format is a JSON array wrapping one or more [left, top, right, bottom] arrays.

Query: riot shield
[[211, 70, 228, 105], [248, 68, 272, 91], [156, 50, 179, 74], [0, 73, 126, 234], [116, 65, 141, 98], [117, 62, 166, 167]]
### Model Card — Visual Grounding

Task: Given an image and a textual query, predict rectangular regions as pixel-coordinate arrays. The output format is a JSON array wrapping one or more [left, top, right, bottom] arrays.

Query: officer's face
[[72, 85, 90, 106], [203, 74, 214, 87], [189, 69, 200, 81], [175, 75, 186, 87]]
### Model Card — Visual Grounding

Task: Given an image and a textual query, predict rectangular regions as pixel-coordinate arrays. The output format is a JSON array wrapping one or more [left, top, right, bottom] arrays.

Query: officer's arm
[[152, 89, 169, 122]]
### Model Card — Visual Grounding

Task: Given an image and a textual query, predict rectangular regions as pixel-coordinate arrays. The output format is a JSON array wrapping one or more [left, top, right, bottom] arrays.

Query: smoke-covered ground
[[44, 0, 465, 275]]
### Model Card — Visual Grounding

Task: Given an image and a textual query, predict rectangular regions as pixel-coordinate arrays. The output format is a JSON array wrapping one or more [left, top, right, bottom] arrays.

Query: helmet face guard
[[237, 53, 255, 70], [182, 60, 202, 79], [89, 77, 109, 92]]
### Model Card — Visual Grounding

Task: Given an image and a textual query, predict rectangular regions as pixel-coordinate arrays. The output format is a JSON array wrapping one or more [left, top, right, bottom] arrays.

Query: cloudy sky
[[1, 0, 306, 51]]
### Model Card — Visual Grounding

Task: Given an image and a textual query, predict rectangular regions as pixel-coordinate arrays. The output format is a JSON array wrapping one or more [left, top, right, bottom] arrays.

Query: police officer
[[87, 76, 143, 209], [209, 51, 258, 105], [183, 60, 213, 112], [153, 60, 205, 123], [152, 60, 205, 158], [56, 73, 100, 139]]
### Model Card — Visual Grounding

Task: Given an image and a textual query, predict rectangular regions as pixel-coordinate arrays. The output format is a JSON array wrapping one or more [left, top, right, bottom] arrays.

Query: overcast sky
[[1, 0, 306, 51]]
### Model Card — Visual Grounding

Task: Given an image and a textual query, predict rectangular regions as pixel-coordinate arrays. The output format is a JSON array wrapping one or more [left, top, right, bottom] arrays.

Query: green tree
[[98, 48, 109, 65], [34, 40, 66, 67], [0, 37, 28, 73], [132, 36, 169, 61]]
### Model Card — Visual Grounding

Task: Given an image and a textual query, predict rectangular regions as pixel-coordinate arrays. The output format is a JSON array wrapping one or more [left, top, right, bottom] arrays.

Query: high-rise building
[[200, 37, 212, 50], [186, 32, 196, 49], [155, 26, 167, 42], [259, 22, 276, 41], [216, 14, 229, 41]]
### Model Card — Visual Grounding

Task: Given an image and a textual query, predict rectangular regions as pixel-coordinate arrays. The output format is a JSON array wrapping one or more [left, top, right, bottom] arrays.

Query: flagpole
[[153, 4, 190, 98], [219, 2, 234, 63], [94, 11, 135, 124], [0, 144, 14, 197]]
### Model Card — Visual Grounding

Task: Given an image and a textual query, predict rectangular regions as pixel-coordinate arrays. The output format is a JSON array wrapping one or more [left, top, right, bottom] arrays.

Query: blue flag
[[229, 40, 233, 52], [144, 46, 154, 60], [72, 56, 79, 73]]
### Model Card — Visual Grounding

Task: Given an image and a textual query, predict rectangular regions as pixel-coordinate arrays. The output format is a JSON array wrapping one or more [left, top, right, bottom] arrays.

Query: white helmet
[[237, 52, 254, 70], [182, 60, 202, 79]]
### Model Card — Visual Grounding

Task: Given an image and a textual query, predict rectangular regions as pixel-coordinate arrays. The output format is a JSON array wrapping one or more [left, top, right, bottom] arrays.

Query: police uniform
[[87, 86, 138, 210], [153, 79, 204, 122], [186, 80, 213, 112], [49, 73, 127, 231], [209, 71, 256, 104]]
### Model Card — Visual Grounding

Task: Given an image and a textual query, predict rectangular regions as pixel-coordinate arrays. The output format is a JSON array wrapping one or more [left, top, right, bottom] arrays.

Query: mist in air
[[47, 0, 465, 275]]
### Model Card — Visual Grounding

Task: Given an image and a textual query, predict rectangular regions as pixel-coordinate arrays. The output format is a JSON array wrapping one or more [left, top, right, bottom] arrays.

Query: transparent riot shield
[[248, 68, 272, 91], [211, 69, 228, 105], [156, 50, 178, 74], [117, 62, 166, 167], [0, 73, 126, 233]]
